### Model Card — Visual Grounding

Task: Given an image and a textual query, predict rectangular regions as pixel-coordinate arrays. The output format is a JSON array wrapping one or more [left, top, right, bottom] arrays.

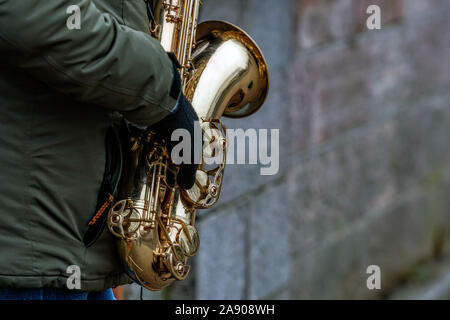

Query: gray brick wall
[[126, 0, 450, 299]]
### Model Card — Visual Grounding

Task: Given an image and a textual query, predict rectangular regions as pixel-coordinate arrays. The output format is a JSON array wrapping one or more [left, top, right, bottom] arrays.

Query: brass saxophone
[[107, 0, 269, 291]]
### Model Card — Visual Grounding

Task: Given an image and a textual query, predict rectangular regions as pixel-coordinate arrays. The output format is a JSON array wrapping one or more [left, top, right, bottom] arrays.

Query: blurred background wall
[[125, 0, 450, 299]]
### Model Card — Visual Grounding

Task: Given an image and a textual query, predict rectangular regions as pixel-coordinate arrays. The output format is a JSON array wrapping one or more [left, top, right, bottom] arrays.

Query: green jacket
[[0, 0, 177, 290]]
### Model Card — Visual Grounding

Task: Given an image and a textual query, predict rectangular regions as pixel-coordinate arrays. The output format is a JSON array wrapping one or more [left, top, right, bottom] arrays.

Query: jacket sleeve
[[0, 0, 178, 125]]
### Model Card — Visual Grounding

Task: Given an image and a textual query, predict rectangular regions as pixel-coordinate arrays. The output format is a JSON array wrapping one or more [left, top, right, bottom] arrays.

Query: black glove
[[151, 60, 201, 190]]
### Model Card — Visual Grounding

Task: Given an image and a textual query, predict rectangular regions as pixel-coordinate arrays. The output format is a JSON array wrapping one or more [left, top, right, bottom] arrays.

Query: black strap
[[83, 122, 124, 247], [169, 56, 182, 100], [144, 0, 155, 23]]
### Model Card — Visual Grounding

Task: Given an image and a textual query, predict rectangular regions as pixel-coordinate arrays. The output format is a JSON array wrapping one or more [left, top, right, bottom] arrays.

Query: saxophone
[[107, 0, 269, 291]]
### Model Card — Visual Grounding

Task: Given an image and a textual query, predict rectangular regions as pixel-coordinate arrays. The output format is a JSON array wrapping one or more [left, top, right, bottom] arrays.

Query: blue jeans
[[0, 288, 116, 300]]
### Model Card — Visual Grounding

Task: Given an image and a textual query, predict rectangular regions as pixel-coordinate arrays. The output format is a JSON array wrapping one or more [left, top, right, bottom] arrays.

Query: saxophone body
[[107, 0, 269, 291]]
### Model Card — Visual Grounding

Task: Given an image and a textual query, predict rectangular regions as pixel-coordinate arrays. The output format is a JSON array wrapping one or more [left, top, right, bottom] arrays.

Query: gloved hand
[[151, 93, 201, 190], [150, 59, 201, 190]]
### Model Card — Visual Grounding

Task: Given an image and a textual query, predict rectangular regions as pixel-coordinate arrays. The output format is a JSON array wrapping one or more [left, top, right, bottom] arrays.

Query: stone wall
[[125, 0, 450, 300]]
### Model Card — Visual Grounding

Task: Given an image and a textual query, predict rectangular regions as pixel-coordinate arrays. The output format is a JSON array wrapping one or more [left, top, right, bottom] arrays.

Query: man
[[0, 0, 199, 299]]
